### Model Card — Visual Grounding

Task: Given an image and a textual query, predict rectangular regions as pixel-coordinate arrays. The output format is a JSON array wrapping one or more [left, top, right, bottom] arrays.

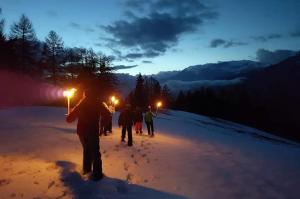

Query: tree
[[161, 84, 173, 108], [175, 91, 186, 110], [44, 30, 64, 81], [144, 76, 161, 107], [0, 8, 17, 70], [10, 14, 37, 72], [0, 8, 5, 42], [134, 73, 146, 108]]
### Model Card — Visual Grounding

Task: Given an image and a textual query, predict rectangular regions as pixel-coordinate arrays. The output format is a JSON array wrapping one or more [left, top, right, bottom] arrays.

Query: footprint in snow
[[123, 162, 129, 171], [48, 181, 55, 189], [0, 179, 11, 187]]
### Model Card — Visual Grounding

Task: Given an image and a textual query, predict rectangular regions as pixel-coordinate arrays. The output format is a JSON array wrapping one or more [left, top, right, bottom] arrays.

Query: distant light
[[156, 101, 162, 108], [63, 88, 77, 114], [63, 88, 77, 98], [114, 99, 119, 105], [111, 96, 116, 102]]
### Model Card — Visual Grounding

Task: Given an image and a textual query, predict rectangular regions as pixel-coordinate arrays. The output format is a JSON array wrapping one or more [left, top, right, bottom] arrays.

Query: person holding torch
[[144, 105, 155, 137], [66, 85, 104, 181]]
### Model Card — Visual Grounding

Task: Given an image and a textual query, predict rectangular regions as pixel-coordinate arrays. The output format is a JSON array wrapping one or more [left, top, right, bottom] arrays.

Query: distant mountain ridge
[[116, 54, 299, 96], [161, 60, 264, 82]]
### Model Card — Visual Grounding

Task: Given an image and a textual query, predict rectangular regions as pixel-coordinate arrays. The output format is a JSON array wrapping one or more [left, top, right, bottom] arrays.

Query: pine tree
[[10, 14, 37, 73], [134, 73, 146, 108], [161, 84, 173, 108], [44, 30, 64, 82]]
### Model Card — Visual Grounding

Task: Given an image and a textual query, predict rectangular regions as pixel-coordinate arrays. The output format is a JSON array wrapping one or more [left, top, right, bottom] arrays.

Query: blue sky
[[1, 0, 299, 75]]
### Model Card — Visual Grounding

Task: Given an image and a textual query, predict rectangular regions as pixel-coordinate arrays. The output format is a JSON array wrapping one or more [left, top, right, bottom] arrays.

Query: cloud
[[112, 64, 138, 70], [142, 60, 152, 64], [256, 49, 298, 65], [103, 0, 217, 59], [69, 22, 95, 33], [251, 33, 282, 42], [210, 39, 247, 48], [290, 31, 300, 38], [210, 39, 226, 48]]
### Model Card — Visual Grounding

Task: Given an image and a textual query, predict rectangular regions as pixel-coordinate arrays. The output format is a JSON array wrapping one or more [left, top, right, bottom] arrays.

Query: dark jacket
[[118, 109, 134, 127], [100, 104, 111, 124], [133, 109, 143, 123], [67, 96, 102, 135]]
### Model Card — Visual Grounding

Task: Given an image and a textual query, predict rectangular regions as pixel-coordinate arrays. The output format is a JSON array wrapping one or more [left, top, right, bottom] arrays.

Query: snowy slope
[[0, 107, 300, 199]]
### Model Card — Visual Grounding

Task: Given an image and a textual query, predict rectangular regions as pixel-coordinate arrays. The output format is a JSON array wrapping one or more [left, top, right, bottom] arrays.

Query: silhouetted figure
[[118, 104, 134, 146], [108, 102, 115, 133], [66, 89, 103, 181], [144, 106, 155, 137], [100, 102, 111, 136], [134, 107, 143, 134]]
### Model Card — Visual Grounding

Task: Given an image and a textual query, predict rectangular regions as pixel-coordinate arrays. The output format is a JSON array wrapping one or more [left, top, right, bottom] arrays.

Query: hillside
[[0, 107, 299, 199]]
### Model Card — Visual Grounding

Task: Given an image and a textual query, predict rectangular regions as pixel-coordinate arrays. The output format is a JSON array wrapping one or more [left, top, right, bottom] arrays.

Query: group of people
[[118, 105, 156, 146], [66, 87, 157, 181]]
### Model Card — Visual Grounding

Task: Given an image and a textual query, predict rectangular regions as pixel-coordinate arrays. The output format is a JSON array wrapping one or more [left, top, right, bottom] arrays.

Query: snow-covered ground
[[0, 107, 300, 199]]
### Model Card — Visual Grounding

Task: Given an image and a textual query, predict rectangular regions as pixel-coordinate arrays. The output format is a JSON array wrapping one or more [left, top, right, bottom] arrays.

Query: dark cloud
[[69, 22, 95, 33], [290, 31, 300, 37], [103, 0, 217, 59], [224, 41, 247, 48], [210, 39, 226, 48], [210, 39, 247, 48], [124, 51, 160, 59], [256, 49, 298, 65], [251, 33, 282, 42], [142, 60, 153, 64], [112, 64, 138, 70]]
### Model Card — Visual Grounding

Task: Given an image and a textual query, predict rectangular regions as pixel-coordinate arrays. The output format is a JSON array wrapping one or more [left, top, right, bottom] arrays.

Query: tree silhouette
[[10, 14, 38, 73], [161, 84, 173, 108], [44, 30, 64, 82], [134, 73, 146, 108]]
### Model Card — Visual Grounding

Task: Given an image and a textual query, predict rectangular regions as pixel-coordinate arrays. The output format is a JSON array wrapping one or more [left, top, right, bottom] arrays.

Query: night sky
[[1, 0, 299, 75]]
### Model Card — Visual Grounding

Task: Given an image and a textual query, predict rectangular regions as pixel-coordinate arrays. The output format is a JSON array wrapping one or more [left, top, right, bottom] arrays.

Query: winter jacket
[[144, 111, 154, 123], [118, 109, 134, 127], [66, 97, 103, 135]]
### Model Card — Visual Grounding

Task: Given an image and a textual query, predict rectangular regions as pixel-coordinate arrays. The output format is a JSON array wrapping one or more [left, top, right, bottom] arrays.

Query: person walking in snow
[[99, 102, 110, 136], [144, 106, 155, 137], [66, 87, 104, 181], [107, 102, 115, 133], [133, 107, 143, 134], [118, 104, 134, 146]]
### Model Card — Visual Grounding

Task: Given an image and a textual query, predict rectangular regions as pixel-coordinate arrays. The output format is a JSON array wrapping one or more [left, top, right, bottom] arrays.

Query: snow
[[0, 106, 300, 199]]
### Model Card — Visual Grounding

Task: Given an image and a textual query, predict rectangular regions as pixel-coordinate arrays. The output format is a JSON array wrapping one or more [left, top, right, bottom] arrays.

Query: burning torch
[[63, 88, 77, 114]]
